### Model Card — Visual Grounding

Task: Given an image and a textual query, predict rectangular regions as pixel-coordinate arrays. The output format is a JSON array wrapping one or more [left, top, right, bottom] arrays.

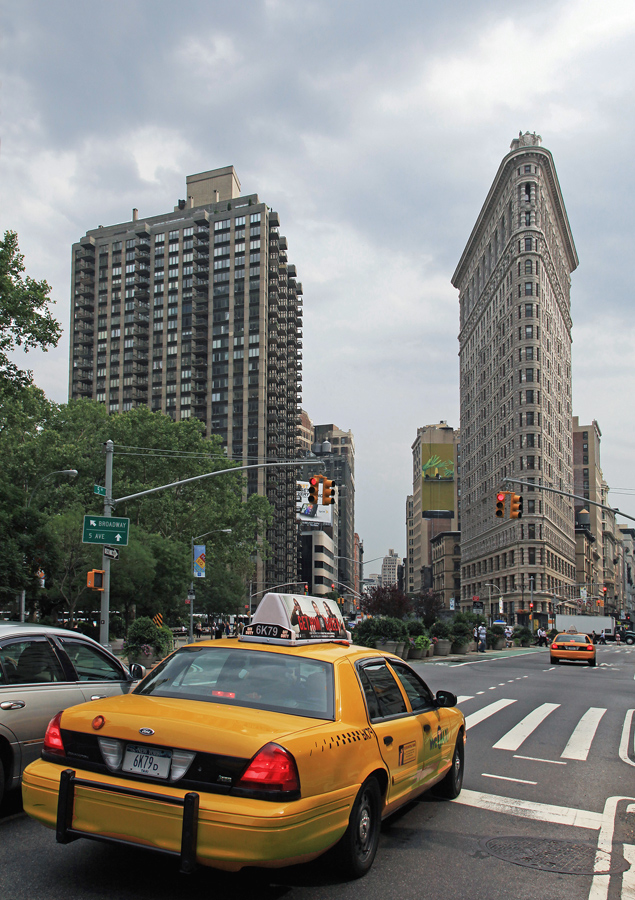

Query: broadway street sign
[[83, 515, 130, 546]]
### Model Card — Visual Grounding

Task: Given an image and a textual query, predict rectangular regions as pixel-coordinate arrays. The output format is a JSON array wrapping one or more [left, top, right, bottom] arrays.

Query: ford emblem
[[139, 727, 155, 736]]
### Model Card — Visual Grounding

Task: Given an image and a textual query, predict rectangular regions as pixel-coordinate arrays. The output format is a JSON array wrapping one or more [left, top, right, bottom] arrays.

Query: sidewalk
[[414, 645, 547, 664]]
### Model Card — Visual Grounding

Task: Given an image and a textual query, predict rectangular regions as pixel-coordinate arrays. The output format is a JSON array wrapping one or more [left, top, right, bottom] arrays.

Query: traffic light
[[321, 477, 335, 505], [87, 570, 105, 591], [308, 475, 320, 505], [510, 493, 523, 518], [303, 582, 308, 594], [496, 492, 507, 518]]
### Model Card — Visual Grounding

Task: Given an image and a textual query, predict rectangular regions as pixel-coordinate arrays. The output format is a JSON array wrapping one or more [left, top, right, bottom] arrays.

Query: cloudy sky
[[3, 0, 635, 569]]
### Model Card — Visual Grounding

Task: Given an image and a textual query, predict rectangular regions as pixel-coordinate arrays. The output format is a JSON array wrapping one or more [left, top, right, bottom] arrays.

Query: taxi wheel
[[588, 658, 596, 667], [550, 658, 559, 665], [436, 733, 464, 799], [334, 776, 381, 879]]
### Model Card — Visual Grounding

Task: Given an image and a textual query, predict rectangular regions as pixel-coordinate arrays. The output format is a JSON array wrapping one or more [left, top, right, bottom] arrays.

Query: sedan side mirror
[[435, 690, 457, 708], [129, 663, 146, 681]]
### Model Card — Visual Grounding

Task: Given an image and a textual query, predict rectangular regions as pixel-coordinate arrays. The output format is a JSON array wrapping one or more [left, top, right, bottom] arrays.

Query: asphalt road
[[2, 645, 635, 900]]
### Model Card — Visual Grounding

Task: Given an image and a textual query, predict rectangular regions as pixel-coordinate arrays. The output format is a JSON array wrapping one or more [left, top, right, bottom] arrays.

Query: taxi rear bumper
[[22, 759, 356, 871], [550, 648, 595, 661]]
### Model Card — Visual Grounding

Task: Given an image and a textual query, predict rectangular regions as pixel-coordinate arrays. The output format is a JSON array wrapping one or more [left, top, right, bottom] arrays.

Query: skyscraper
[[69, 166, 303, 588], [452, 133, 578, 627]]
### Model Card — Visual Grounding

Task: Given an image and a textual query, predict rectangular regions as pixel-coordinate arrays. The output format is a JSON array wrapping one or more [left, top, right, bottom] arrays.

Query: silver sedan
[[0, 622, 144, 804]]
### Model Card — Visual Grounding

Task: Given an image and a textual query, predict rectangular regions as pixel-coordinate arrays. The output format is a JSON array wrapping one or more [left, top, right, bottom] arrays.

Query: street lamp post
[[484, 583, 502, 626], [189, 529, 231, 642], [21, 468, 78, 622], [249, 582, 307, 614]]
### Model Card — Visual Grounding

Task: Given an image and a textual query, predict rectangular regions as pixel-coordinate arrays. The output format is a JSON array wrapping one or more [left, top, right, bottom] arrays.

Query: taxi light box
[[242, 593, 351, 645]]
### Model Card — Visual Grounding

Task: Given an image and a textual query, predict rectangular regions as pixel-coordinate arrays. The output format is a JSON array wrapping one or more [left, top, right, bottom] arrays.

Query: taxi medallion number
[[122, 744, 172, 779]]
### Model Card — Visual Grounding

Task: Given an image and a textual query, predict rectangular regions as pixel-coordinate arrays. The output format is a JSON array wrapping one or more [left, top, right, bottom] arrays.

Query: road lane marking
[[456, 695, 474, 704], [514, 754, 567, 765], [619, 709, 635, 768], [588, 796, 635, 900], [498, 683, 506, 686], [561, 708, 606, 761], [482, 773, 538, 785], [489, 686, 497, 690], [621, 843, 635, 899], [493, 702, 560, 751], [455, 789, 603, 830], [476, 691, 485, 694], [465, 698, 516, 730]]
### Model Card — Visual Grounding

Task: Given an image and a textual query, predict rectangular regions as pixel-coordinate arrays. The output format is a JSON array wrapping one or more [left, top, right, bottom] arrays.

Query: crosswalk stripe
[[561, 707, 606, 760], [492, 702, 560, 751], [465, 698, 516, 730], [456, 695, 474, 705]]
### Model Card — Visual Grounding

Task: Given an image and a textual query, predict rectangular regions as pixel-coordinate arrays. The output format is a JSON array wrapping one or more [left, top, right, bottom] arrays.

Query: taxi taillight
[[237, 742, 300, 794], [43, 711, 65, 756], [587, 645, 594, 651]]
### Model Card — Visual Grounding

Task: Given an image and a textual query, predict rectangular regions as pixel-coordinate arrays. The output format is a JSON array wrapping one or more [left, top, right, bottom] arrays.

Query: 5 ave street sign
[[83, 515, 129, 546]]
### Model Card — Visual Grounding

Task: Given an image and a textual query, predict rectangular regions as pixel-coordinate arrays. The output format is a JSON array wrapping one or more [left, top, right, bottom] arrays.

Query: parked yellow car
[[22, 594, 465, 878]]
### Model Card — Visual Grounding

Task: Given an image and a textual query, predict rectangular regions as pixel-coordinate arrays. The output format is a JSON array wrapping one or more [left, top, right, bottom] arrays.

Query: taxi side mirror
[[435, 690, 457, 708]]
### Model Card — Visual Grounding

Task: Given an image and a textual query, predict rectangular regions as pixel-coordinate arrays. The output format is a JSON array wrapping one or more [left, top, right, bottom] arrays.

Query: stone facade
[[452, 134, 578, 623]]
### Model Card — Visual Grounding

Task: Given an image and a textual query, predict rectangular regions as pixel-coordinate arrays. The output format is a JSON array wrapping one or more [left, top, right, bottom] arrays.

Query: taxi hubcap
[[358, 806, 371, 845]]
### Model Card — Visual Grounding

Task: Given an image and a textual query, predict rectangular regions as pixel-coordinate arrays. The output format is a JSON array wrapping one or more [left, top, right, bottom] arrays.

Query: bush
[[352, 616, 408, 648], [514, 626, 533, 644], [490, 624, 505, 636], [109, 616, 125, 639], [124, 616, 169, 657], [414, 633, 431, 650], [407, 619, 427, 637], [430, 620, 453, 641], [451, 621, 472, 646]]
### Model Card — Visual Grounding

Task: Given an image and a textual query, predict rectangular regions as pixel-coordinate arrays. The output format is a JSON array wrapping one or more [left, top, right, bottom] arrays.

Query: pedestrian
[[616, 630, 621, 645], [473, 625, 479, 647], [478, 623, 487, 653], [599, 629, 606, 645], [537, 627, 547, 647], [504, 624, 513, 648], [195, 621, 202, 639], [592, 630, 597, 644]]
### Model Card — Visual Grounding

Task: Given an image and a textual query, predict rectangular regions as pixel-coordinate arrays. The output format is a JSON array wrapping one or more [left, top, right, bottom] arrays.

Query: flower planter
[[451, 642, 469, 655], [409, 648, 425, 659], [434, 639, 452, 657], [378, 641, 399, 654], [127, 652, 158, 667], [493, 638, 506, 651], [400, 643, 411, 660]]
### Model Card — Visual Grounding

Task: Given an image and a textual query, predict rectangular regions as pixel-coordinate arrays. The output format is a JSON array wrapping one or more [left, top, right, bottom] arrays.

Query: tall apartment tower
[[452, 133, 578, 625], [69, 166, 303, 588], [313, 424, 356, 593], [410, 422, 460, 596]]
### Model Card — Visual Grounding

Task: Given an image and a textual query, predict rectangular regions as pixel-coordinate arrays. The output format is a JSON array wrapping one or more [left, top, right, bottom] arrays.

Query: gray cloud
[[3, 0, 635, 564]]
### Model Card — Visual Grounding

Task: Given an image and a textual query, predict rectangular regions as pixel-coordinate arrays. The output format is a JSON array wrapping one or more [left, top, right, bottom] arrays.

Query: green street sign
[[82, 515, 129, 546], [94, 485, 106, 497]]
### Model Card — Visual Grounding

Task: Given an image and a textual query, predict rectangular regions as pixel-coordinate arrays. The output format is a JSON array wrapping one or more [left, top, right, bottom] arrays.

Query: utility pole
[[99, 440, 114, 648]]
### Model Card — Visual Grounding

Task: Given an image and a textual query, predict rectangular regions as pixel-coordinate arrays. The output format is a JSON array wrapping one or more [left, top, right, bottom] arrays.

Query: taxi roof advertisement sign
[[296, 481, 333, 526], [241, 593, 350, 645]]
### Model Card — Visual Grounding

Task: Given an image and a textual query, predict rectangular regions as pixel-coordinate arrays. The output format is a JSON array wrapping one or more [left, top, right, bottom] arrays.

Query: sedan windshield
[[135, 646, 334, 720]]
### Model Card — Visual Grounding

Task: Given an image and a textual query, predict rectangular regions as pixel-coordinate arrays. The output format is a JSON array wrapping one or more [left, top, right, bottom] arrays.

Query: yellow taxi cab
[[550, 631, 596, 666], [22, 593, 465, 879]]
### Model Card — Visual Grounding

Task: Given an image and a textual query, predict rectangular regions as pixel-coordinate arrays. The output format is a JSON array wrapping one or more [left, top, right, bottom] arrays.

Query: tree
[[412, 589, 444, 627], [359, 585, 412, 618], [0, 231, 62, 391]]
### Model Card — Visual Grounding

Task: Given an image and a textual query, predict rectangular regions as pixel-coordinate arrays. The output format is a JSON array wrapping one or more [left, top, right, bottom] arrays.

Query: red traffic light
[[496, 492, 506, 502], [309, 476, 319, 486]]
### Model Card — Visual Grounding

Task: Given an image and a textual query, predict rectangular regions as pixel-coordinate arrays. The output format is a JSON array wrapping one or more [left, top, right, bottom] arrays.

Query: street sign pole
[[100, 441, 114, 648]]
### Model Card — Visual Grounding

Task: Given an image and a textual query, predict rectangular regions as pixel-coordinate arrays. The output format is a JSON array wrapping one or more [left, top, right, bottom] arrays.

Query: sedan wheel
[[436, 734, 464, 799], [550, 657, 559, 665], [334, 776, 381, 878], [627, 638, 634, 645]]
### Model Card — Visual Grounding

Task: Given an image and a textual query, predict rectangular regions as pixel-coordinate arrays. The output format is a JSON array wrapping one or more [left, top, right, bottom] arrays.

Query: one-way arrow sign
[[103, 546, 119, 560]]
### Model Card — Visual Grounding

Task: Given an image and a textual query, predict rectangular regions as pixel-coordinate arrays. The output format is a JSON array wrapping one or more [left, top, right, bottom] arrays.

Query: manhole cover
[[479, 837, 631, 876]]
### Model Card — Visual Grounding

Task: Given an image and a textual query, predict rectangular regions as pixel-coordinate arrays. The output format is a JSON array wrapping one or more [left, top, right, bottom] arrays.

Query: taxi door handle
[[383, 736, 393, 746], [90, 695, 106, 701], [0, 701, 26, 710]]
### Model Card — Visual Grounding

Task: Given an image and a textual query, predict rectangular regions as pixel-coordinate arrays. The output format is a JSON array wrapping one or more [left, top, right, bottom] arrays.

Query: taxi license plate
[[122, 744, 172, 779]]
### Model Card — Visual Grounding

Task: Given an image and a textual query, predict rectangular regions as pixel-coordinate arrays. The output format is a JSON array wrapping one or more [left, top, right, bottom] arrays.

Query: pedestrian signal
[[322, 478, 335, 505], [87, 570, 105, 591], [308, 476, 320, 505], [510, 493, 523, 518], [496, 492, 506, 518]]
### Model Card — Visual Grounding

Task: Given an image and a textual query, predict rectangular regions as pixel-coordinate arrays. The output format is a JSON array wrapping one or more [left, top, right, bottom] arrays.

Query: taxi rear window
[[555, 634, 589, 643], [135, 647, 334, 720]]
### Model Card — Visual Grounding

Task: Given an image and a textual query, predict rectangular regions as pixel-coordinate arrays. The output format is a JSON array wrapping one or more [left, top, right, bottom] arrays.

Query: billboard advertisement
[[421, 443, 455, 517], [242, 592, 348, 643], [296, 480, 333, 526]]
